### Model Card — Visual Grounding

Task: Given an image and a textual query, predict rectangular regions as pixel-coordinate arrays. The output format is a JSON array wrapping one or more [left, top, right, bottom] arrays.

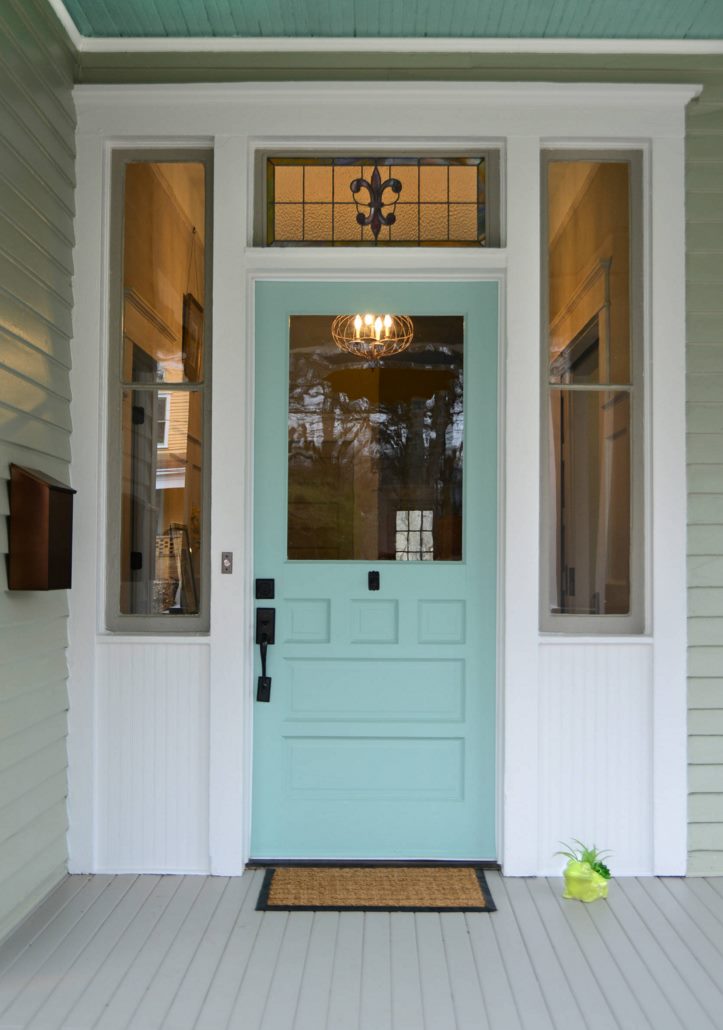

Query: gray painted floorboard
[[0, 872, 721, 1029]]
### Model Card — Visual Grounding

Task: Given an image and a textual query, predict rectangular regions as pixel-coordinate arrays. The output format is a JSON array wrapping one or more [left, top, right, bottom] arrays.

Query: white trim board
[[42, 3, 723, 56], [68, 81, 694, 877]]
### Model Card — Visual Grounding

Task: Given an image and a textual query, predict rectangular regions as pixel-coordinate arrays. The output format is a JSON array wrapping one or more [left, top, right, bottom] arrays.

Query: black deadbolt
[[368, 570, 380, 591]]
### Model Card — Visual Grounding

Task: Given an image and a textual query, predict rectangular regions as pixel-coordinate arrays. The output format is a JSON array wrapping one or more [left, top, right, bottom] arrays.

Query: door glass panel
[[287, 315, 464, 561]]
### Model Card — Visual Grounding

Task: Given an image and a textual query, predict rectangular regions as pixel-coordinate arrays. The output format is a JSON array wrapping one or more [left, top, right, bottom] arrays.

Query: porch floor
[[0, 871, 722, 1029]]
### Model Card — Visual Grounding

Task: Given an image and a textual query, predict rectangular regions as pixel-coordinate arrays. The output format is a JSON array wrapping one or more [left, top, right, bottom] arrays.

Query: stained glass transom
[[267, 157, 486, 246]]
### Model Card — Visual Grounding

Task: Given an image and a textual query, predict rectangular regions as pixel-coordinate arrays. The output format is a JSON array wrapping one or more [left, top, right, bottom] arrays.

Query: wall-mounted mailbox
[[8, 465, 76, 590]]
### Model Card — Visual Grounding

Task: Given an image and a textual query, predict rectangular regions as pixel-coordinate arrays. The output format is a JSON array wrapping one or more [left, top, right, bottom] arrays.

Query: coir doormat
[[256, 865, 496, 912]]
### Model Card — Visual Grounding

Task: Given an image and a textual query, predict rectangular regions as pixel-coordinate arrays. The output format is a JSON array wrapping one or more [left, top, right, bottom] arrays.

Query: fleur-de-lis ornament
[[350, 164, 402, 240]]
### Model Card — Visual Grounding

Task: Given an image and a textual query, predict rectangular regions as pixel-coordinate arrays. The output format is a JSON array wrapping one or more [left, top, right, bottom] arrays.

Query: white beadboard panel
[[538, 642, 654, 875], [95, 642, 211, 873], [0, 0, 75, 945]]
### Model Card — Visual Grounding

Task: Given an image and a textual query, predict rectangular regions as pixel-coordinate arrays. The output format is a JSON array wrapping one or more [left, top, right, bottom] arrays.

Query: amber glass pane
[[120, 388, 203, 615], [420, 204, 448, 240], [449, 165, 477, 203], [547, 161, 630, 385], [334, 164, 361, 201], [548, 390, 630, 615], [304, 165, 332, 203], [287, 316, 464, 561], [304, 204, 333, 240], [449, 205, 478, 241], [419, 165, 448, 203], [275, 164, 303, 203], [333, 204, 361, 241], [391, 205, 418, 241], [392, 165, 418, 203], [122, 162, 205, 384], [275, 204, 304, 240]]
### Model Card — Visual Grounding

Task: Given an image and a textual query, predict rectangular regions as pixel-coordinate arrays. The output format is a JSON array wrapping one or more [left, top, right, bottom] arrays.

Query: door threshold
[[247, 858, 501, 870]]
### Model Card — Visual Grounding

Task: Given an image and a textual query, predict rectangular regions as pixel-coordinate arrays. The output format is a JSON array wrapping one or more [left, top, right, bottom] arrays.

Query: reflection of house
[[3, 0, 723, 954]]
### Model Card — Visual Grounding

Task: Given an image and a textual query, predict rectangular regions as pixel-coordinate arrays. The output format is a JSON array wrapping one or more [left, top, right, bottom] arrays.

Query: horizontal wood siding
[[0, 0, 76, 942], [687, 63, 723, 876]]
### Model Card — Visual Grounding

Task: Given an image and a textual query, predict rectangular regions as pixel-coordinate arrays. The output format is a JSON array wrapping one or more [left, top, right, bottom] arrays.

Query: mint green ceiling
[[61, 0, 723, 39]]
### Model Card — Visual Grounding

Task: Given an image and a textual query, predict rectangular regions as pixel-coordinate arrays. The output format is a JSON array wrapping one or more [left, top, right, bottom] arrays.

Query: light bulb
[[374, 317, 383, 340], [383, 314, 392, 336], [354, 314, 362, 338], [364, 313, 374, 326]]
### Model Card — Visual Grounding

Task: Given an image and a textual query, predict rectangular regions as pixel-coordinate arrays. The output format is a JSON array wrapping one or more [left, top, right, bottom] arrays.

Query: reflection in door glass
[[287, 316, 463, 561]]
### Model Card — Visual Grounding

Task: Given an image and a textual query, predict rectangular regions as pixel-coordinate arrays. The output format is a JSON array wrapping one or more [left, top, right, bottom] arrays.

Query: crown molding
[[45, 0, 723, 57], [46, 0, 83, 49]]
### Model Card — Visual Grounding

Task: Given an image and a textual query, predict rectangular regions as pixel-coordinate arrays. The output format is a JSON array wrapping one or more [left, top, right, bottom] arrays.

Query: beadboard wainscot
[[538, 640, 654, 875], [95, 640, 211, 873]]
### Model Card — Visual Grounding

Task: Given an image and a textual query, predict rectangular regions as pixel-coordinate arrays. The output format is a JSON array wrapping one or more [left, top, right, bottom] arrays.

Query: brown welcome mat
[[256, 865, 495, 912]]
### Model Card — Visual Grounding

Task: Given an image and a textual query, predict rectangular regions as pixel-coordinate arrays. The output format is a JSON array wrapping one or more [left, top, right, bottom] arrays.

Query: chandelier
[[331, 313, 414, 360]]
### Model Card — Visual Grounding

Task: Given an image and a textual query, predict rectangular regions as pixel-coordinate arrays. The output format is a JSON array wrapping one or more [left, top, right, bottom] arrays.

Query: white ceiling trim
[[47, 0, 83, 48], [47, 0, 723, 56]]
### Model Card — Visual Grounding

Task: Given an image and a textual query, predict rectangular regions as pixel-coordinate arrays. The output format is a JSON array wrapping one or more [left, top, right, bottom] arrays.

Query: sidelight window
[[541, 153, 643, 633], [107, 152, 212, 631]]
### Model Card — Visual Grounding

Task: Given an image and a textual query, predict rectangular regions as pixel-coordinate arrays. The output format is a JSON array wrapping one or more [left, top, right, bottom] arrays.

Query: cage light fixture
[[331, 313, 414, 359]]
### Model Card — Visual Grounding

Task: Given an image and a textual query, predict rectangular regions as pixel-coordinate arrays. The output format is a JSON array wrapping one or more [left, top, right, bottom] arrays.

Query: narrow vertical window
[[542, 154, 642, 632], [108, 153, 212, 631]]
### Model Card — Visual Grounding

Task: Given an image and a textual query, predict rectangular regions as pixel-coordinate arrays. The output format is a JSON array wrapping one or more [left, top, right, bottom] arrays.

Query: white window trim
[[68, 82, 699, 878]]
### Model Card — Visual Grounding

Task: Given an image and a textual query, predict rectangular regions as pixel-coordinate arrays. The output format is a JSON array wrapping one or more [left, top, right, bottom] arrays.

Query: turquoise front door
[[251, 281, 498, 860]]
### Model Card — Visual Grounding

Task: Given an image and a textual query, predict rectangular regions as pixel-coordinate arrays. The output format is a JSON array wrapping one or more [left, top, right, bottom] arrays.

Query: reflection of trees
[[288, 343, 463, 560]]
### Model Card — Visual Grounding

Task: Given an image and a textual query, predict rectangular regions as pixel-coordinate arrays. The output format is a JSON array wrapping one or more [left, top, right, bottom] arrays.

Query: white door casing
[[68, 82, 698, 875]]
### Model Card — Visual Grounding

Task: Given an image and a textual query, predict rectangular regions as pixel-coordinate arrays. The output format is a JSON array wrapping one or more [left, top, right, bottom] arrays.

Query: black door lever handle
[[256, 608, 275, 702], [260, 633, 269, 678]]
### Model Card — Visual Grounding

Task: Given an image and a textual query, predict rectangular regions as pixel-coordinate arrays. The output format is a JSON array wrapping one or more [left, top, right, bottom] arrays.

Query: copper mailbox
[[8, 465, 76, 590]]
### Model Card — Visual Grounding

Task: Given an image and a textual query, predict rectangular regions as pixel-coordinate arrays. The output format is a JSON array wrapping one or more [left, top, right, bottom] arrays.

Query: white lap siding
[[0, 0, 76, 940], [686, 60, 723, 875]]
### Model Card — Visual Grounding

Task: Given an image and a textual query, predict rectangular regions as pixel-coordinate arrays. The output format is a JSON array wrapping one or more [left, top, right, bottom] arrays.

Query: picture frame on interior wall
[[182, 293, 204, 382]]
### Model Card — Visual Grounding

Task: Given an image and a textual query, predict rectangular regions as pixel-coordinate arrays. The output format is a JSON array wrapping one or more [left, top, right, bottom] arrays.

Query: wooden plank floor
[[0, 872, 722, 1029]]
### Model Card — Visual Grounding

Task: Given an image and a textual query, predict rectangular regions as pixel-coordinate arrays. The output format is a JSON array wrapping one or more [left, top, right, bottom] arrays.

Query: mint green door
[[251, 281, 497, 860]]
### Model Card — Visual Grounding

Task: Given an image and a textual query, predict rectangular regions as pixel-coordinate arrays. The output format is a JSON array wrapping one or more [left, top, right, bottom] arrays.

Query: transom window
[[266, 156, 488, 246]]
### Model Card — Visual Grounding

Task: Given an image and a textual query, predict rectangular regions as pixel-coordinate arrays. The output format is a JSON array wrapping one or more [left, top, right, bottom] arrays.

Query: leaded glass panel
[[267, 157, 486, 246]]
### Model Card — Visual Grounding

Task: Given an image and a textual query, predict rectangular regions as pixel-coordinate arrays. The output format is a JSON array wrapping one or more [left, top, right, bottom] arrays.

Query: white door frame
[[68, 82, 697, 875]]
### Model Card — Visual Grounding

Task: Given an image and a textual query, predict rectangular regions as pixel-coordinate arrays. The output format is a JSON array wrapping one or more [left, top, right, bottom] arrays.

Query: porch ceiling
[[57, 0, 723, 41]]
